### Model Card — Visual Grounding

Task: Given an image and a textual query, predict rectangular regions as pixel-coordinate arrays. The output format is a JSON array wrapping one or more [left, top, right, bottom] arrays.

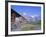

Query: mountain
[[22, 15, 41, 22]]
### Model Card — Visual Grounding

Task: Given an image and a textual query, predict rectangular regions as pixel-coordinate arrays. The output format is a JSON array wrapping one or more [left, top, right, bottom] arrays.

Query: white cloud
[[23, 13, 27, 15]]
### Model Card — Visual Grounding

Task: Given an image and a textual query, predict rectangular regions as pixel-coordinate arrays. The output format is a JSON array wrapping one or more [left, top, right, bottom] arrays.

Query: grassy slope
[[21, 23, 41, 31]]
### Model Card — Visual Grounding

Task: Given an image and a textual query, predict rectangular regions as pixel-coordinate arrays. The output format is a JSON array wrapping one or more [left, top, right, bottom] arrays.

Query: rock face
[[11, 8, 22, 31], [11, 16, 28, 31]]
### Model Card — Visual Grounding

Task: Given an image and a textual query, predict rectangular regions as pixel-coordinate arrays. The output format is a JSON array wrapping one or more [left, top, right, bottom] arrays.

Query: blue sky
[[11, 5, 41, 17]]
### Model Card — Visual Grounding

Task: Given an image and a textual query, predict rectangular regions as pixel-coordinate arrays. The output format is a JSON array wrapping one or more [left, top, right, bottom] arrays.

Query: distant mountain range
[[13, 10, 41, 22], [22, 15, 41, 22]]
